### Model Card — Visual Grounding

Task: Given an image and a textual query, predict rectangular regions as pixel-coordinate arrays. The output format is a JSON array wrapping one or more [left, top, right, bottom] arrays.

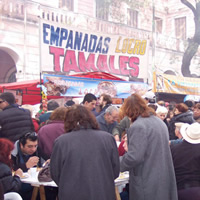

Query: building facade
[[0, 0, 199, 84]]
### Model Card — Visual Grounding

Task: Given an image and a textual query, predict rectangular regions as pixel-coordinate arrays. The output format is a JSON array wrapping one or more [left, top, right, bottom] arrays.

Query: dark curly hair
[[0, 138, 14, 168], [64, 105, 99, 133]]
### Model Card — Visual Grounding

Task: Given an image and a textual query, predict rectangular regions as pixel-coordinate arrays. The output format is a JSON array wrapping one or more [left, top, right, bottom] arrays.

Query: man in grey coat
[[120, 94, 178, 200]]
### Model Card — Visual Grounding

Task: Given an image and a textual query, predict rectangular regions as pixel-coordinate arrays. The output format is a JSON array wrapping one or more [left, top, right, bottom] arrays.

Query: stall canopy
[[0, 80, 42, 105], [0, 72, 126, 105], [0, 80, 64, 104], [0, 80, 40, 92], [71, 72, 125, 81]]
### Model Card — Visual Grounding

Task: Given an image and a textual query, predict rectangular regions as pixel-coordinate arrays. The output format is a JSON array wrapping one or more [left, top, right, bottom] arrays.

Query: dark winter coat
[[50, 129, 120, 200], [96, 104, 111, 116], [0, 104, 34, 142], [0, 162, 21, 194], [0, 181, 3, 200], [168, 111, 195, 140], [171, 140, 200, 190]]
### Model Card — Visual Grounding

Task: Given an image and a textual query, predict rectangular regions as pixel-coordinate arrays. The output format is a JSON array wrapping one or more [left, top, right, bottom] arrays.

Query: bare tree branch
[[181, 0, 197, 16], [181, 1, 200, 77]]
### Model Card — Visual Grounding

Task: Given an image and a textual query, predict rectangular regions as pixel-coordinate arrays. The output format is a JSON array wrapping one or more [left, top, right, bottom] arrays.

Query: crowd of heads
[[0, 91, 200, 159], [1, 91, 200, 134], [0, 90, 200, 200]]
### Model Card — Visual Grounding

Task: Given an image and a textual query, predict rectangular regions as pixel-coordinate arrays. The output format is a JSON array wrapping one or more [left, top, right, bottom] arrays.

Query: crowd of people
[[0, 91, 200, 200]]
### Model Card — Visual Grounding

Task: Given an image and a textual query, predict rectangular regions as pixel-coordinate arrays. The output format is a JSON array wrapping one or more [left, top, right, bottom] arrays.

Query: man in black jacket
[[0, 92, 34, 142], [11, 132, 57, 200], [11, 132, 44, 172], [11, 132, 43, 200]]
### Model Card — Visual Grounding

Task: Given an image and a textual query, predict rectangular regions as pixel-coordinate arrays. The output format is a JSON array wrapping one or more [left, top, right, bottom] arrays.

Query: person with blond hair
[[156, 106, 168, 121]]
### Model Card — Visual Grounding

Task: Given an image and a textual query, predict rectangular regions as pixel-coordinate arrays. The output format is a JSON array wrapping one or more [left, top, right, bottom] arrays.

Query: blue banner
[[43, 74, 148, 98]]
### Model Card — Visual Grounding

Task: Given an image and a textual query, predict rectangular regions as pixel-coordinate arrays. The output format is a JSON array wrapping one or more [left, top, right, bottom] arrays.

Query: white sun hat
[[142, 91, 155, 99], [180, 122, 200, 144]]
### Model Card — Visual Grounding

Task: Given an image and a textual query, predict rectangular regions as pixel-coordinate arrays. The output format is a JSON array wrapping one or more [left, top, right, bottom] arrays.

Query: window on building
[[60, 0, 74, 11], [155, 17, 162, 34], [8, 72, 16, 83], [127, 9, 138, 28], [175, 17, 186, 40], [21, 5, 24, 15], [96, 0, 109, 21]]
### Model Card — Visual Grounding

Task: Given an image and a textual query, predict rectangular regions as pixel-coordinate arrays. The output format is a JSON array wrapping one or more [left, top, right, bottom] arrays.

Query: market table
[[21, 172, 129, 200]]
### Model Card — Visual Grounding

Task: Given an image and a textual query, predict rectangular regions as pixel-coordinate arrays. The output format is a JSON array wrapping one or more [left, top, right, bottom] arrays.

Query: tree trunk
[[181, 0, 200, 77], [181, 41, 199, 77]]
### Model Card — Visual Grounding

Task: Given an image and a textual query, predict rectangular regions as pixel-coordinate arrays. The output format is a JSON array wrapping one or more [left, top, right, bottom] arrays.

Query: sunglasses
[[21, 132, 37, 140], [0, 100, 4, 104]]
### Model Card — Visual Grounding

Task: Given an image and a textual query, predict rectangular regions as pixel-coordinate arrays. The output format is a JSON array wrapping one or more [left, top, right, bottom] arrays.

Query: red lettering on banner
[[49, 47, 140, 77], [78, 52, 98, 71], [63, 50, 81, 72], [49, 46, 64, 72], [109, 55, 121, 75], [97, 55, 110, 72], [119, 56, 130, 76], [129, 57, 139, 77]]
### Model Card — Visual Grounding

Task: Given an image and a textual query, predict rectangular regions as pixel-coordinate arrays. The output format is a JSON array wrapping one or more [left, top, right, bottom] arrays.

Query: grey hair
[[156, 106, 168, 115], [105, 105, 118, 115]]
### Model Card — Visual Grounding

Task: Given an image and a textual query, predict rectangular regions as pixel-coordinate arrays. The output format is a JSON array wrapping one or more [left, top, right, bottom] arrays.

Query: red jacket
[[118, 140, 126, 156], [32, 118, 39, 133]]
